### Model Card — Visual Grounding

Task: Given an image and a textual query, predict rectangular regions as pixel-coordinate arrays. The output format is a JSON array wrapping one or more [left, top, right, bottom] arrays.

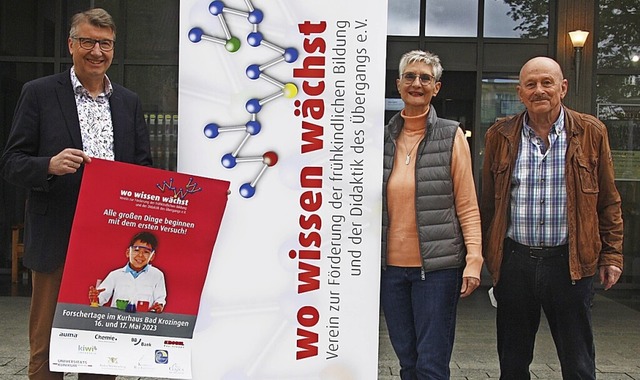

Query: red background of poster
[[57, 159, 229, 316]]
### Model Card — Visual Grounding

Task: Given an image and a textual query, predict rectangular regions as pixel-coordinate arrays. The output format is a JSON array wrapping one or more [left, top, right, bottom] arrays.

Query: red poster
[[50, 159, 229, 378]]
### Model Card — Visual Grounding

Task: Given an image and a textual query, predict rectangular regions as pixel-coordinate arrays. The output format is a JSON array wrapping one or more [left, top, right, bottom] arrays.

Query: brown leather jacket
[[480, 107, 623, 284]]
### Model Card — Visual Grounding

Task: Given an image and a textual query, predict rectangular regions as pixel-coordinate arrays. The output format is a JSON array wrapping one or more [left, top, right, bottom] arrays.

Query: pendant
[[405, 154, 411, 165]]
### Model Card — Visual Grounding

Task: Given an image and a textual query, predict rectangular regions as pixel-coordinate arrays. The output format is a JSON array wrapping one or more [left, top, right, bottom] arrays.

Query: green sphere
[[225, 37, 241, 52]]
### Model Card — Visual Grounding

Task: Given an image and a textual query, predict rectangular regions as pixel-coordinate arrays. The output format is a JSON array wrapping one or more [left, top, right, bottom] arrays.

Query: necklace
[[402, 129, 425, 165]]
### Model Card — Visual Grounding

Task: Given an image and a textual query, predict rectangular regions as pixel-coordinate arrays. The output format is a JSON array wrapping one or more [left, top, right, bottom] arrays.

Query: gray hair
[[398, 50, 443, 81], [69, 8, 116, 39]]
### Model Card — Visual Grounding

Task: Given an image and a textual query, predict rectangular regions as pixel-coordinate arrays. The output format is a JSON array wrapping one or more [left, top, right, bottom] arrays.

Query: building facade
[[1, 0, 639, 287]]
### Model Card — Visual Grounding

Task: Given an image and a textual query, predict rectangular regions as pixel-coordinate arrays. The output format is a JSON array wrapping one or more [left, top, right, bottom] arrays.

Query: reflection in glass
[[124, 0, 179, 60], [598, 104, 640, 179], [0, 62, 54, 235], [426, 0, 477, 37], [388, 0, 420, 36], [1, 62, 55, 131], [484, 0, 548, 38], [477, 77, 524, 174], [125, 66, 178, 171], [596, 73, 640, 286], [597, 75, 640, 106], [1, 1, 56, 56], [480, 78, 523, 124], [597, 0, 640, 69], [596, 75, 640, 177]]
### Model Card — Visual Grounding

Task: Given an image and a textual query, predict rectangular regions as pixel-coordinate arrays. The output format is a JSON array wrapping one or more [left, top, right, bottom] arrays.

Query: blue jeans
[[495, 241, 595, 380], [380, 266, 462, 380]]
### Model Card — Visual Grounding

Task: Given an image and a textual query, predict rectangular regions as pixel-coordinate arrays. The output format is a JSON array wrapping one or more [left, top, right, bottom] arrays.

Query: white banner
[[179, 0, 388, 378]]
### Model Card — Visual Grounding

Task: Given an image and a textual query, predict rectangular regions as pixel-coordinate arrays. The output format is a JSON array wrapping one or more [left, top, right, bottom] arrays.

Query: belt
[[506, 238, 567, 259]]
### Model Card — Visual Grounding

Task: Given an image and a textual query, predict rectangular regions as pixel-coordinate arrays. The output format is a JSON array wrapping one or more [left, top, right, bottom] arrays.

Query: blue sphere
[[245, 98, 262, 113], [246, 64, 261, 80], [203, 123, 219, 138], [188, 27, 203, 43], [239, 183, 256, 198], [246, 120, 261, 135], [248, 9, 264, 24], [221, 153, 237, 168], [247, 31, 263, 47], [209, 1, 224, 15], [284, 48, 299, 63]]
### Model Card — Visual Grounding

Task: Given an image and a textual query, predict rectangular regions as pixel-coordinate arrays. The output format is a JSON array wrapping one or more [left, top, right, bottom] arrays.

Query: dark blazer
[[1, 69, 152, 272]]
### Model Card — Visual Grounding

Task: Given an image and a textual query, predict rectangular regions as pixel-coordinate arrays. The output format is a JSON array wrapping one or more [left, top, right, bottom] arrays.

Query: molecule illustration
[[188, 1, 298, 198]]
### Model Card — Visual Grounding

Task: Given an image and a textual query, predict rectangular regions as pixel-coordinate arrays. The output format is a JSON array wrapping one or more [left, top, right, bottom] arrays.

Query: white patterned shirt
[[71, 67, 115, 160]]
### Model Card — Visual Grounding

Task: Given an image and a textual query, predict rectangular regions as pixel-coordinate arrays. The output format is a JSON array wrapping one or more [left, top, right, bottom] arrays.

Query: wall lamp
[[569, 30, 589, 93]]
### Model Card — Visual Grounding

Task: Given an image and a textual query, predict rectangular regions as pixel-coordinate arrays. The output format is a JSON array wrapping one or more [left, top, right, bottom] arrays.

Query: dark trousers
[[29, 267, 115, 380], [380, 266, 462, 380], [495, 240, 595, 380]]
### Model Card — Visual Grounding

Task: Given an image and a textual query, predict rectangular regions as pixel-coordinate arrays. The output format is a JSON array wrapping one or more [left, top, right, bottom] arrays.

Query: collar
[[522, 107, 566, 139], [401, 108, 429, 133], [70, 66, 113, 98], [125, 263, 150, 279], [388, 106, 438, 140]]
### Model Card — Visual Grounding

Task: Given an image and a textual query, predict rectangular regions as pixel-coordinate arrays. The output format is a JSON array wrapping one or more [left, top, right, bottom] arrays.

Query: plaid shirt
[[71, 67, 115, 160], [507, 108, 568, 247]]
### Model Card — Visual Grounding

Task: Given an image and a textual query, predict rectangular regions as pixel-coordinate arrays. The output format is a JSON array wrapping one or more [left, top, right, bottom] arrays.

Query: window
[[477, 76, 524, 173], [387, 0, 420, 36], [597, 0, 640, 286], [484, 0, 549, 38], [0, 1, 56, 57], [597, 0, 640, 69], [388, 0, 550, 38], [426, 0, 477, 37]]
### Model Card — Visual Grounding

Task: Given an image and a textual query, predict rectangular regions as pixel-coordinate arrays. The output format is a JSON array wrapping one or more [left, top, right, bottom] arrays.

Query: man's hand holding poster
[[50, 158, 229, 379]]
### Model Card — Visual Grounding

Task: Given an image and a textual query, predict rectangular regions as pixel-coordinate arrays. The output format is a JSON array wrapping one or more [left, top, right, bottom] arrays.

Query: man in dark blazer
[[0, 8, 151, 380]]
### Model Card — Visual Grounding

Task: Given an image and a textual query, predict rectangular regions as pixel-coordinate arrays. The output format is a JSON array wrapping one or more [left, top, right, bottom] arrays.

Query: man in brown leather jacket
[[480, 56, 623, 380]]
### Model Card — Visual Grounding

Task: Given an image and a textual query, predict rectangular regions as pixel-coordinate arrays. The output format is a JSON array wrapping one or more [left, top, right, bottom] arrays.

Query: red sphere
[[263, 151, 278, 166]]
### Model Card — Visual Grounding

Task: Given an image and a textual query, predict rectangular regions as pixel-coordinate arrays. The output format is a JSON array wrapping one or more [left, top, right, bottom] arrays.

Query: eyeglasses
[[402, 72, 436, 85], [72, 37, 115, 52], [130, 246, 154, 256]]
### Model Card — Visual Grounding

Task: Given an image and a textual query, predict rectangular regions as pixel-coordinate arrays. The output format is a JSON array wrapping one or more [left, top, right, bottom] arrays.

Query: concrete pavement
[[1, 287, 639, 379]]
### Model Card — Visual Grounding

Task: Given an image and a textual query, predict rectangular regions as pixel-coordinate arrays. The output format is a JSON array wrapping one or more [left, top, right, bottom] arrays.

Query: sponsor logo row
[[59, 330, 184, 348]]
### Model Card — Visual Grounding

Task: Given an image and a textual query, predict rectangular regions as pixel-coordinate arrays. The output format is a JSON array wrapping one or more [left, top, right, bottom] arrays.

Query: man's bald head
[[519, 56, 565, 85]]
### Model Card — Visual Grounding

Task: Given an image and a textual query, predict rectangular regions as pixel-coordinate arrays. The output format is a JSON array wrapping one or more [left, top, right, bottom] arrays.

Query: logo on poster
[[169, 362, 185, 374], [77, 345, 98, 354], [53, 359, 87, 368], [164, 340, 185, 348], [94, 333, 117, 342], [131, 337, 151, 347], [155, 350, 169, 364], [134, 355, 155, 371], [101, 356, 126, 370]]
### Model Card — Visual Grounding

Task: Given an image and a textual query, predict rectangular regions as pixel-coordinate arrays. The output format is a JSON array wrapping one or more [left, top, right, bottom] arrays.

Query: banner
[[50, 159, 229, 378], [179, 0, 388, 378]]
